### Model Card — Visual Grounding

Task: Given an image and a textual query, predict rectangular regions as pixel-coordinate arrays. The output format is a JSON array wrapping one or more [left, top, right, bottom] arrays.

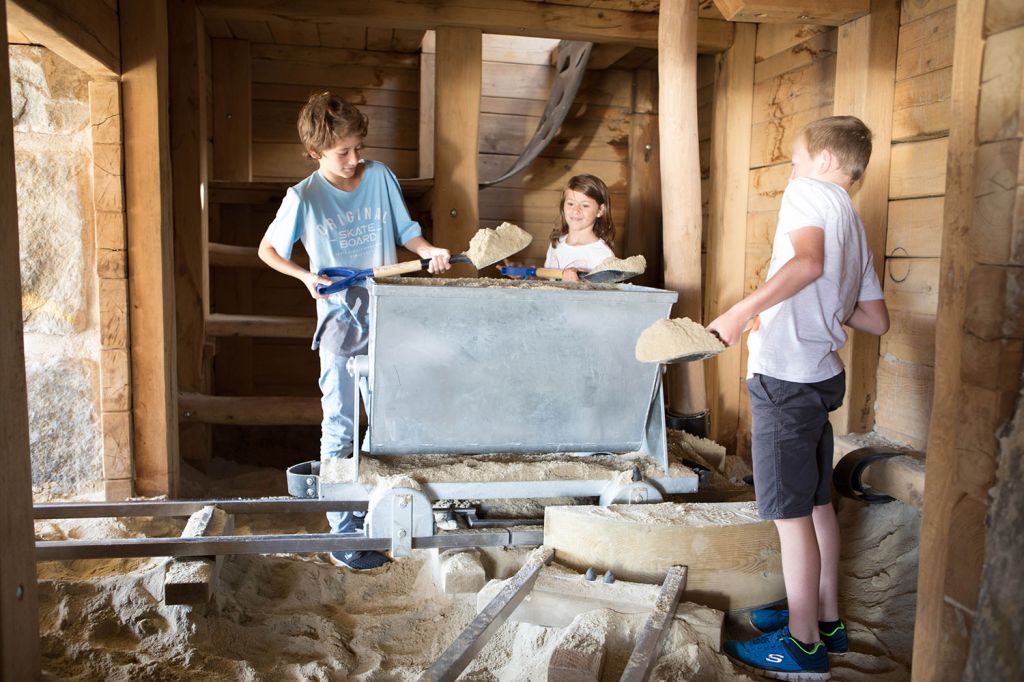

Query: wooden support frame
[[705, 22, 755, 452], [659, 0, 707, 416], [197, 0, 735, 52], [6, 0, 119, 77], [432, 26, 482, 256], [120, 0, 179, 497], [831, 0, 899, 434], [0, 3, 41, 674]]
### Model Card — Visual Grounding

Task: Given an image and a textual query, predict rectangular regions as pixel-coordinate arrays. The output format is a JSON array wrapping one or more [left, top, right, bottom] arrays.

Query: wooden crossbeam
[[178, 393, 322, 425], [6, 0, 119, 76], [205, 313, 314, 338], [196, 0, 735, 52], [713, 0, 869, 26]]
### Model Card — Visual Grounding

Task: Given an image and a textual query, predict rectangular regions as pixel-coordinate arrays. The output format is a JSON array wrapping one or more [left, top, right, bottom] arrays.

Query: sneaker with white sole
[[749, 608, 849, 654], [725, 626, 830, 681], [329, 550, 390, 570]]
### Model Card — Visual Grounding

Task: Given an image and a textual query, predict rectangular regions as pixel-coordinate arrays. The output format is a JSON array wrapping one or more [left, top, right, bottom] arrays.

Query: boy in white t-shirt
[[544, 174, 615, 280], [708, 116, 890, 680]]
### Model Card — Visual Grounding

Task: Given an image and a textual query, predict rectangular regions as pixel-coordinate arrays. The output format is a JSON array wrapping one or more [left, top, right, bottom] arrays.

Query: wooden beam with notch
[[712, 0, 869, 26]]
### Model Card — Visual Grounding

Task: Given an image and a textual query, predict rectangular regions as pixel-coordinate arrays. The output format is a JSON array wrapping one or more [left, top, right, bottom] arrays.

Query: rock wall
[[10, 45, 102, 496]]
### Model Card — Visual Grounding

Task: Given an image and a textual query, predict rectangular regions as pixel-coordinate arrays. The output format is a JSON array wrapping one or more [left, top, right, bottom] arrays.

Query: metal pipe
[[33, 497, 369, 519]]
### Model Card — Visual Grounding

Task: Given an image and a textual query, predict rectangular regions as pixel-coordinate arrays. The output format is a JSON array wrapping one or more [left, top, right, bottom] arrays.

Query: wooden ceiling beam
[[197, 0, 735, 52], [6, 0, 119, 76], [712, 0, 869, 26]]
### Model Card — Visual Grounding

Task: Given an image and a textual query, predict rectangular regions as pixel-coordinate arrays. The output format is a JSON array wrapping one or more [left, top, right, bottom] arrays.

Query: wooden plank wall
[[874, 0, 955, 449]]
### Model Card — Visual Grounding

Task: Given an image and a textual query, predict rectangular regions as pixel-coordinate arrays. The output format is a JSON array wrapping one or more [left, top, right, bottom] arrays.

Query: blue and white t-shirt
[[264, 160, 422, 352]]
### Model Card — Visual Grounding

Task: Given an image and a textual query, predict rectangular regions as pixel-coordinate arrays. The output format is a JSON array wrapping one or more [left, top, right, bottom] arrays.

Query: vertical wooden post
[[626, 69, 663, 289], [419, 34, 435, 179], [121, 0, 179, 497], [706, 22, 755, 451], [913, 0, 991, 675], [831, 0, 899, 434], [0, 1, 41, 675], [432, 26, 481, 255], [169, 0, 211, 470], [659, 0, 706, 416]]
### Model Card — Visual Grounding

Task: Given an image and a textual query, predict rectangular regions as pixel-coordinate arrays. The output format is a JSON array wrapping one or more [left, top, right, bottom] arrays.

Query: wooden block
[[873, 355, 933, 449], [959, 333, 1023, 394], [104, 477, 133, 501], [889, 137, 948, 198], [883, 256, 940, 316], [753, 29, 836, 84], [900, 0, 954, 25], [895, 6, 955, 81], [100, 348, 130, 411], [963, 264, 1024, 341], [89, 79, 121, 140], [714, 0, 867, 26], [885, 196, 945, 257], [747, 163, 789, 213], [985, 0, 1024, 35], [750, 104, 832, 168], [439, 550, 487, 594], [972, 139, 1024, 266], [101, 411, 133, 480], [96, 248, 126, 279], [99, 277, 128, 349], [751, 55, 835, 123], [93, 161, 124, 212], [164, 506, 233, 606], [754, 22, 831, 63], [892, 66, 952, 141], [548, 626, 605, 682], [977, 26, 1024, 143], [95, 210, 125, 250], [879, 308, 936, 366]]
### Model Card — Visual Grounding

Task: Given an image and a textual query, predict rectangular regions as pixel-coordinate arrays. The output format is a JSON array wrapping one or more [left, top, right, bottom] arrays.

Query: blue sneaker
[[329, 550, 390, 570], [749, 609, 849, 654], [724, 626, 830, 680]]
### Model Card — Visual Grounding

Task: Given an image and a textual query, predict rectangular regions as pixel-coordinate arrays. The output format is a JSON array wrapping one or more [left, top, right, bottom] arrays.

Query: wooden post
[[419, 34, 435, 179], [169, 0, 211, 470], [0, 1, 41, 675], [121, 0, 179, 497], [831, 0, 899, 435], [705, 23, 755, 452], [912, 0, 987, 679], [432, 26, 481, 257], [659, 0, 706, 416], [626, 69, 663, 289]]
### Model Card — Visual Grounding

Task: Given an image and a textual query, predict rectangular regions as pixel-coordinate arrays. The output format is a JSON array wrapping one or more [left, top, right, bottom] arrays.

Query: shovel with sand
[[317, 222, 533, 295], [635, 317, 727, 364], [499, 254, 647, 284]]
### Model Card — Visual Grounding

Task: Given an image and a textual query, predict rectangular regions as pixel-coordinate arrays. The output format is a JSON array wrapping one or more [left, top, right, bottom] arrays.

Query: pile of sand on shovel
[[635, 317, 725, 363], [463, 222, 533, 268], [590, 254, 647, 275]]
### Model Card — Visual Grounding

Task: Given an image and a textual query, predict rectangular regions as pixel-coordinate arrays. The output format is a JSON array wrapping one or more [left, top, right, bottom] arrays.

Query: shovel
[[658, 332, 725, 364], [498, 265, 639, 284]]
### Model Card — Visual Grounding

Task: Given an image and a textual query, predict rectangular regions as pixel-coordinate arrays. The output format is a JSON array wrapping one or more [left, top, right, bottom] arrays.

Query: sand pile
[[464, 222, 532, 269], [591, 254, 647, 275], [635, 318, 726, 363]]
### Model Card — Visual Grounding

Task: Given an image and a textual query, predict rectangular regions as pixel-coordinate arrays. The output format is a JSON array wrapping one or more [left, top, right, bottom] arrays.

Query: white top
[[747, 177, 884, 383], [544, 236, 615, 271]]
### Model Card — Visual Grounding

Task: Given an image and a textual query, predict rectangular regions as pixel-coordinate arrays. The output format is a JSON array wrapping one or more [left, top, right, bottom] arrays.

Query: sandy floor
[[34, 450, 919, 681]]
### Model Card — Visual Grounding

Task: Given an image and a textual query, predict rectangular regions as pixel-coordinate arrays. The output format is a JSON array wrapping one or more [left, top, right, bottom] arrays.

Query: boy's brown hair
[[297, 92, 368, 158], [550, 174, 615, 247], [800, 115, 872, 182]]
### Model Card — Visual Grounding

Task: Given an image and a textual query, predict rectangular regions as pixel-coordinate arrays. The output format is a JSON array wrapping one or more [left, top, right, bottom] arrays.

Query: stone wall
[[10, 45, 102, 497]]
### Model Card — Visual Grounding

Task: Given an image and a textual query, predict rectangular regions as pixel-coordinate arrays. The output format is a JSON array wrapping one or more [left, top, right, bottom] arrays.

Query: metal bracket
[[286, 460, 320, 499], [599, 478, 665, 507], [366, 486, 434, 558]]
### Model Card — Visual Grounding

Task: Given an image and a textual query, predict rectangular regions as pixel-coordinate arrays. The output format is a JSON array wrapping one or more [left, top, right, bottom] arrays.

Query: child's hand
[[562, 267, 581, 282], [303, 271, 333, 299], [420, 247, 451, 274], [707, 309, 748, 347]]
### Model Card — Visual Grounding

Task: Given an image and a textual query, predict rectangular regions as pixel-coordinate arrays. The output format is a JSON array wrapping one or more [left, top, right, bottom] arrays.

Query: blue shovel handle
[[499, 266, 537, 279]]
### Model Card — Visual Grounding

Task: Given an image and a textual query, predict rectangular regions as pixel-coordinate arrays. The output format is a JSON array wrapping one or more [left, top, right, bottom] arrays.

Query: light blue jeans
[[319, 346, 366, 535]]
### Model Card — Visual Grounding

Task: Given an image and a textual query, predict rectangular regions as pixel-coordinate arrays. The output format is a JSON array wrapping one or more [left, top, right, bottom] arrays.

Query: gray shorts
[[747, 372, 846, 520]]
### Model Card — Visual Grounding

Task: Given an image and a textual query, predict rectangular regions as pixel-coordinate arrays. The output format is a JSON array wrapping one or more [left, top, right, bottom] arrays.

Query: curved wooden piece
[[544, 501, 783, 611]]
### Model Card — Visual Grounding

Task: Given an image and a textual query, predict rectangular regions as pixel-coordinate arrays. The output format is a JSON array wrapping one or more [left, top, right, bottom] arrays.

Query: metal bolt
[[398, 529, 408, 538], [305, 477, 314, 485], [450, 208, 458, 218], [15, 585, 24, 600], [184, 411, 193, 418], [585, 567, 597, 581], [603, 570, 615, 584], [305, 488, 314, 497]]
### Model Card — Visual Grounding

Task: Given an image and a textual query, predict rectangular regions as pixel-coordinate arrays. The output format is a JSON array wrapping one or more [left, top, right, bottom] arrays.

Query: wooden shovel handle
[[373, 258, 430, 278], [534, 268, 564, 280]]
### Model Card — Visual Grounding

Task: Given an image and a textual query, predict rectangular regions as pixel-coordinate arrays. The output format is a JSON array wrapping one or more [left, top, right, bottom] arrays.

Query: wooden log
[[121, 0, 179, 497], [178, 393, 322, 425], [913, 0, 988, 677], [0, 4, 41, 674], [831, 0, 899, 436], [432, 27, 481, 258], [6, 0, 119, 77], [659, 0, 707, 416], [706, 23, 755, 453], [712, 0, 868, 25], [164, 505, 234, 605], [205, 312, 315, 338], [197, 0, 736, 52], [544, 502, 784, 611], [419, 48, 435, 178]]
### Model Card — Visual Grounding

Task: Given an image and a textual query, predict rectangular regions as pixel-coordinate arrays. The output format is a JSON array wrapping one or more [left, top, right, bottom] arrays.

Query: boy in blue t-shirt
[[258, 92, 451, 570], [709, 116, 889, 679]]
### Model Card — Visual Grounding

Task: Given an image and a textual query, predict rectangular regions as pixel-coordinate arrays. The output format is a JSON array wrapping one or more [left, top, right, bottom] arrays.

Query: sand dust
[[590, 254, 647, 275], [635, 317, 726, 363], [463, 222, 533, 269]]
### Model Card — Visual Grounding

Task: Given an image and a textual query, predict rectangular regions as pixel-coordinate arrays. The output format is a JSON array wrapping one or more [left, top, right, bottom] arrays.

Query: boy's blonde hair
[[800, 116, 872, 182], [297, 92, 368, 158]]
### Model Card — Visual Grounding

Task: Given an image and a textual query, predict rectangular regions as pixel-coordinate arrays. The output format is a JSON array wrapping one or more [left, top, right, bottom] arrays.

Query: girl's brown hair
[[549, 174, 615, 247], [296, 92, 369, 159]]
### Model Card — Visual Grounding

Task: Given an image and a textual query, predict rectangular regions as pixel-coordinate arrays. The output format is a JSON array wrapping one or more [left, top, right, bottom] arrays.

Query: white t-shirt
[[747, 177, 884, 383], [544, 236, 615, 271]]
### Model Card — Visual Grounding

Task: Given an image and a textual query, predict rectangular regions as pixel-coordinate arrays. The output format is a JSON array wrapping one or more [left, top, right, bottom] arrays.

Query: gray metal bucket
[[362, 278, 677, 456]]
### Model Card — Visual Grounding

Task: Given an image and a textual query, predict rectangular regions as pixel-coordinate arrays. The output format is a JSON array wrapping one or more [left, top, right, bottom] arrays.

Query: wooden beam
[[211, 38, 251, 181], [659, 0, 706, 416], [419, 39, 435, 178], [121, 0, 179, 497], [830, 0, 899, 435], [913, 0, 987, 679], [169, 0, 211, 471], [6, 0, 119, 76], [0, 2, 40, 675], [205, 312, 315, 338], [432, 27, 481, 256], [626, 69, 662, 289], [197, 0, 734, 52], [712, 0, 869, 26], [163, 505, 233, 605], [620, 565, 688, 682], [705, 22, 754, 453], [179, 393, 322, 425]]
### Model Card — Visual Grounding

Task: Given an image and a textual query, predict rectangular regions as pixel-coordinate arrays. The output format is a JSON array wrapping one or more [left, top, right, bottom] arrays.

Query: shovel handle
[[373, 258, 431, 278], [534, 268, 564, 280]]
